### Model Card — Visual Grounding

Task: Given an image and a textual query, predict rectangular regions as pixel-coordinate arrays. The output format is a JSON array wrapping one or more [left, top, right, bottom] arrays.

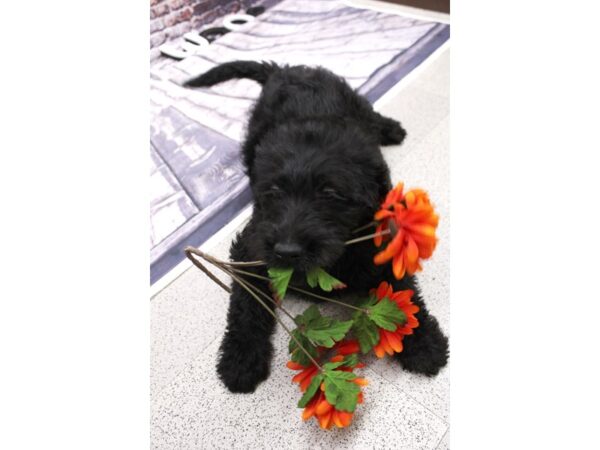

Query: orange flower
[[332, 339, 361, 356], [370, 281, 420, 358], [287, 360, 321, 392], [301, 377, 366, 429], [288, 353, 366, 429], [374, 182, 439, 279]]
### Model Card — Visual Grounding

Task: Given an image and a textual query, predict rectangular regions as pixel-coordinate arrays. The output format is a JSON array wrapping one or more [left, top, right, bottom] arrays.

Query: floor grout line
[[435, 426, 450, 449]]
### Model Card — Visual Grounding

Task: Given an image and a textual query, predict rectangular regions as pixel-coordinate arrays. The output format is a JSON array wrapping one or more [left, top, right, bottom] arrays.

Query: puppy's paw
[[216, 334, 272, 393], [395, 316, 449, 376]]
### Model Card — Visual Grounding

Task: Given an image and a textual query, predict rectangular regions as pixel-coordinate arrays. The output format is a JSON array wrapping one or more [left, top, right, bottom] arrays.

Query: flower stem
[[234, 272, 297, 323], [184, 246, 323, 371], [227, 267, 368, 313], [184, 247, 232, 293], [344, 229, 390, 246], [221, 260, 266, 267], [226, 269, 323, 371], [352, 221, 377, 234]]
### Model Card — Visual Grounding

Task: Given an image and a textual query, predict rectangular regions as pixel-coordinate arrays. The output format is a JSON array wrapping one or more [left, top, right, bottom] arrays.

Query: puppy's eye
[[320, 187, 346, 201], [266, 184, 283, 196]]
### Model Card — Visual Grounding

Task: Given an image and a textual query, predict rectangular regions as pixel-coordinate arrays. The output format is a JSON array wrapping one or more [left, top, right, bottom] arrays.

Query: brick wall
[[150, 0, 271, 59]]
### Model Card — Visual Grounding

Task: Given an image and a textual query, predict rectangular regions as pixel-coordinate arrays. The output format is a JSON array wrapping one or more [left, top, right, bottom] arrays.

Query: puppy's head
[[249, 120, 391, 272]]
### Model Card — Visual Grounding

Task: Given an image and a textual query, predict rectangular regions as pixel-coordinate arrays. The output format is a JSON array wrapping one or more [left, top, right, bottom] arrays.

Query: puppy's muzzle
[[274, 241, 303, 261]]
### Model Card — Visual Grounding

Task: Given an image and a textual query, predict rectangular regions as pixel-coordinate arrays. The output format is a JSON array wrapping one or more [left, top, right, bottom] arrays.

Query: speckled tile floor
[[151, 4, 450, 448]]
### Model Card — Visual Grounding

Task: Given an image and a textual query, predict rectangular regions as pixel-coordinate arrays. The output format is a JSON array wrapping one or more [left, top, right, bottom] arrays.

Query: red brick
[[192, 0, 218, 17], [169, 0, 184, 11], [150, 31, 166, 47], [163, 13, 177, 28], [178, 8, 193, 22], [150, 18, 165, 33], [150, 3, 169, 19]]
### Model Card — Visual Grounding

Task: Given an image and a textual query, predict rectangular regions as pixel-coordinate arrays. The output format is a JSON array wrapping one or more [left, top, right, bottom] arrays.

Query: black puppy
[[185, 61, 448, 393]]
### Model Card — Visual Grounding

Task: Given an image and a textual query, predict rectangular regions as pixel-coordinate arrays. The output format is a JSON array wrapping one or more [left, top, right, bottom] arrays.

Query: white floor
[[151, 3, 450, 448]]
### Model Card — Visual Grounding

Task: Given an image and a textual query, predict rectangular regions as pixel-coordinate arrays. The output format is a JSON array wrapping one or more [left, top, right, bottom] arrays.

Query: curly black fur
[[185, 61, 448, 393]]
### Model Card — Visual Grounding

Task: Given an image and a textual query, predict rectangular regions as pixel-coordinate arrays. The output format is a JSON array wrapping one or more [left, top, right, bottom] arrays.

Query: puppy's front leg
[[217, 277, 276, 393], [392, 275, 449, 376]]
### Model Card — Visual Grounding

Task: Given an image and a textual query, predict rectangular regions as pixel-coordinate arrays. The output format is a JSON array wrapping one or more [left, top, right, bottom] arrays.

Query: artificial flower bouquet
[[185, 182, 439, 429]]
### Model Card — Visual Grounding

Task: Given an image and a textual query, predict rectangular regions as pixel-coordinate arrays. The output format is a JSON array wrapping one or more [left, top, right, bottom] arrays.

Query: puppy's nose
[[274, 242, 302, 259]]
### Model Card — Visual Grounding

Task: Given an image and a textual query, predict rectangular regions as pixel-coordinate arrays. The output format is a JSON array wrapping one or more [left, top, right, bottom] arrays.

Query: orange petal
[[379, 331, 394, 355], [330, 355, 344, 363], [332, 410, 344, 428], [316, 399, 332, 416], [375, 281, 390, 300], [336, 340, 360, 356], [404, 223, 436, 237], [318, 409, 333, 429], [373, 343, 386, 358], [373, 230, 404, 265], [286, 361, 306, 370], [374, 209, 394, 221], [337, 411, 353, 427], [406, 235, 419, 264], [300, 369, 318, 391], [401, 304, 420, 315], [374, 222, 385, 247], [383, 182, 404, 205], [384, 330, 403, 353], [353, 377, 369, 386], [302, 401, 318, 421], [357, 392, 364, 404], [396, 325, 415, 336], [292, 367, 316, 385], [393, 251, 406, 279], [391, 290, 414, 306], [407, 316, 419, 328]]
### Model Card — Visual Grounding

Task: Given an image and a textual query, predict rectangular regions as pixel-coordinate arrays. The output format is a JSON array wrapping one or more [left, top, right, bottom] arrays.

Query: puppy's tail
[[183, 61, 278, 87]]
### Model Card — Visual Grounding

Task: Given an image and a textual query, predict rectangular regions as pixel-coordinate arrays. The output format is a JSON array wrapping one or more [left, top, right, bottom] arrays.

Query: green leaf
[[369, 297, 406, 331], [357, 293, 379, 309], [293, 304, 321, 327], [342, 353, 359, 368], [351, 310, 380, 354], [306, 267, 346, 292], [292, 305, 353, 349], [298, 373, 324, 408], [322, 354, 359, 371], [268, 267, 294, 300], [323, 369, 360, 413], [304, 317, 353, 348], [289, 329, 319, 366], [322, 360, 346, 371]]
